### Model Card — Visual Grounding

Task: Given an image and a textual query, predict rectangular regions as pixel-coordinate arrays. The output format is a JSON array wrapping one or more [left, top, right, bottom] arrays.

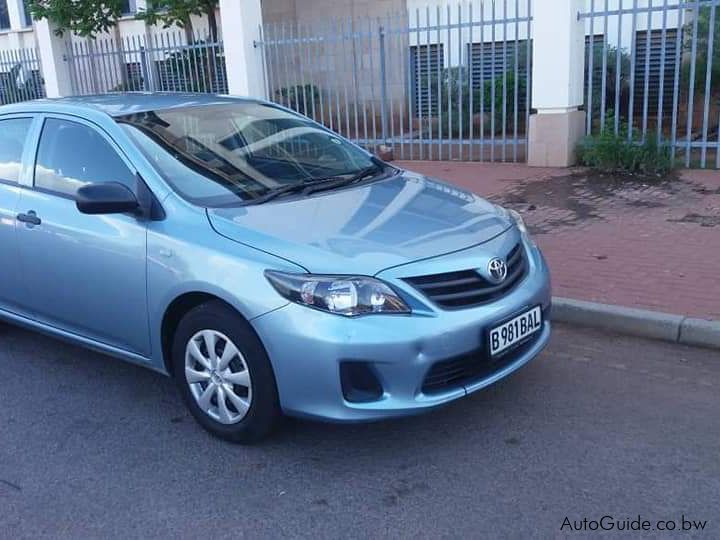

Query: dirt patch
[[668, 213, 720, 228], [490, 171, 716, 234], [692, 185, 720, 195]]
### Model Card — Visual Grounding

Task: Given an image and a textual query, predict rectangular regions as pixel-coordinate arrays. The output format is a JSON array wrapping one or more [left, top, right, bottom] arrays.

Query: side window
[[0, 117, 32, 184], [34, 118, 135, 197]]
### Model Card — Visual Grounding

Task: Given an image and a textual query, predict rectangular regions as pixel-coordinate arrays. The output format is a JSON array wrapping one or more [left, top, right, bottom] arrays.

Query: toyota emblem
[[487, 257, 508, 283]]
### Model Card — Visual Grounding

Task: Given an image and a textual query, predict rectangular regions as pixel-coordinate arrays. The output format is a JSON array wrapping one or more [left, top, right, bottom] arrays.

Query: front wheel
[[172, 301, 280, 443]]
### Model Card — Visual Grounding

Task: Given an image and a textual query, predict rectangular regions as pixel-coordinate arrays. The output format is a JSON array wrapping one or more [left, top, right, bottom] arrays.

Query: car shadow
[[0, 320, 544, 461]]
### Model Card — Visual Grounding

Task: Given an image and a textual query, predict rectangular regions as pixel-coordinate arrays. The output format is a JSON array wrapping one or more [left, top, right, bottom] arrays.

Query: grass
[[577, 121, 674, 178]]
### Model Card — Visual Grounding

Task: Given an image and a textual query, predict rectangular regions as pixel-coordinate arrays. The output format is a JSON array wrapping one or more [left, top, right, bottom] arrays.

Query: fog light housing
[[340, 362, 384, 403]]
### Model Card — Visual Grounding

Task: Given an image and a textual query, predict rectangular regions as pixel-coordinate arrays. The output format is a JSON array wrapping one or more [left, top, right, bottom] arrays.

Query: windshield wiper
[[239, 178, 327, 206], [302, 164, 386, 196], [241, 161, 391, 206]]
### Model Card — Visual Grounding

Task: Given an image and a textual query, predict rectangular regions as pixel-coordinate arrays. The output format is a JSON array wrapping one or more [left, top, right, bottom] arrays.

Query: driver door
[[16, 115, 150, 356]]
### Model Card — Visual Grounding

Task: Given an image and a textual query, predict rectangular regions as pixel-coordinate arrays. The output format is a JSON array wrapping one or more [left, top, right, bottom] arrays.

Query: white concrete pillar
[[34, 19, 74, 97], [5, 0, 25, 49], [6, 0, 23, 26], [528, 0, 586, 167], [218, 0, 266, 98]]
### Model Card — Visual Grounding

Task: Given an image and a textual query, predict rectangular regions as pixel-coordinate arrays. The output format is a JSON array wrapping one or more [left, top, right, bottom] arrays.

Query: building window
[[410, 43, 444, 117], [121, 0, 136, 15], [125, 62, 144, 90], [0, 1, 11, 30], [22, 0, 32, 26], [467, 39, 531, 116], [468, 39, 531, 88], [634, 29, 680, 116]]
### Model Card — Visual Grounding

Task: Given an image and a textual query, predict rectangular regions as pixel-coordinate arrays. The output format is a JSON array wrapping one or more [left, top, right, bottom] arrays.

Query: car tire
[[172, 300, 280, 443]]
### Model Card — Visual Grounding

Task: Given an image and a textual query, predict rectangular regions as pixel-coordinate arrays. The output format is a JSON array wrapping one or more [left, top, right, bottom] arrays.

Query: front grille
[[422, 330, 541, 394], [404, 243, 527, 309]]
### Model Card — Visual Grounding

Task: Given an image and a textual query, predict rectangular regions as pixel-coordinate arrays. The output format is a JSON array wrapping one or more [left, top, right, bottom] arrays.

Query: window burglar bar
[[0, 46, 46, 105], [256, 0, 533, 162], [579, 0, 720, 169]]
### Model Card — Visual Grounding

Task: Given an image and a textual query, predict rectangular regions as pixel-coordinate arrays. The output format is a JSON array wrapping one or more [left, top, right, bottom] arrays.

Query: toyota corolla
[[0, 93, 551, 442]]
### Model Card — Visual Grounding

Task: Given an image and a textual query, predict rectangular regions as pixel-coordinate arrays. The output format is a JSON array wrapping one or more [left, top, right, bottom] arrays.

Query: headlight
[[265, 271, 411, 316], [508, 208, 528, 235]]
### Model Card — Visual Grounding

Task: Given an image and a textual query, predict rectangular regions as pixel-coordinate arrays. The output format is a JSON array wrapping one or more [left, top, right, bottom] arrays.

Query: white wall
[[0, 3, 221, 55], [0, 0, 34, 51]]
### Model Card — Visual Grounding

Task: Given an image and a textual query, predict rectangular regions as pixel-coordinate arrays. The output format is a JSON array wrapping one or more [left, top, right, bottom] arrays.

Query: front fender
[[145, 201, 301, 371]]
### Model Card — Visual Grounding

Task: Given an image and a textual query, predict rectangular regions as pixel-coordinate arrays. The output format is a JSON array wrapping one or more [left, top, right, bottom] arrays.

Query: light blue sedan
[[0, 93, 551, 442]]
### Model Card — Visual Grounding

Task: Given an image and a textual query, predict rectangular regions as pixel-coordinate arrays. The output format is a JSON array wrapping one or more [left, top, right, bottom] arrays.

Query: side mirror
[[76, 182, 140, 215]]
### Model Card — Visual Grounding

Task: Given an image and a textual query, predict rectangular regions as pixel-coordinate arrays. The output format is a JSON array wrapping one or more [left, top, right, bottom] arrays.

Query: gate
[[0, 46, 45, 105], [256, 1, 532, 162], [580, 0, 720, 168]]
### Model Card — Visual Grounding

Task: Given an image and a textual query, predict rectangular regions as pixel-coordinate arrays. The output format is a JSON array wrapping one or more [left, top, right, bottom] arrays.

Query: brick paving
[[396, 161, 720, 320]]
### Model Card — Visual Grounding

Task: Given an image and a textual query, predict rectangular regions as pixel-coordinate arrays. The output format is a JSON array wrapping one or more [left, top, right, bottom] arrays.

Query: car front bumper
[[251, 236, 551, 422]]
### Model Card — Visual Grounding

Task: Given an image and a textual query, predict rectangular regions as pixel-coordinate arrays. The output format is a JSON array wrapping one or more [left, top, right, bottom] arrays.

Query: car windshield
[[117, 102, 378, 207]]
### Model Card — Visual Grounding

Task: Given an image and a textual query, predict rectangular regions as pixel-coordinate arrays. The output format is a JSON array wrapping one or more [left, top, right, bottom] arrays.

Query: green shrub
[[419, 66, 527, 138], [577, 119, 674, 176], [584, 44, 632, 124], [682, 5, 720, 93]]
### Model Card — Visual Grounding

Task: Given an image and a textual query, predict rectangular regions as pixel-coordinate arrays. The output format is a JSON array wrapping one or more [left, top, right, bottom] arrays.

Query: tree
[[136, 0, 219, 43], [585, 45, 632, 124], [28, 0, 126, 37], [683, 5, 720, 93], [28, 0, 219, 42]]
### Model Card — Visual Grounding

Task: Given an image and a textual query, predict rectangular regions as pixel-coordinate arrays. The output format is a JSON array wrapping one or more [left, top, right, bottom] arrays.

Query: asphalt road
[[1, 322, 718, 539]]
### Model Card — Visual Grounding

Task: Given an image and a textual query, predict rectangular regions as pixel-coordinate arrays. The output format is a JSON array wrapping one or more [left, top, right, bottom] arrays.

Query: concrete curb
[[551, 297, 720, 350]]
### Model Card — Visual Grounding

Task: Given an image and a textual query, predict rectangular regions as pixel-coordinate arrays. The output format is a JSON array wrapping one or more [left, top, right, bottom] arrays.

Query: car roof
[[0, 92, 261, 118]]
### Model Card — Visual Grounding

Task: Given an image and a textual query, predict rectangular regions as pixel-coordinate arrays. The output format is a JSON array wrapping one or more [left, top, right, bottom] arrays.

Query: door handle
[[17, 211, 42, 226]]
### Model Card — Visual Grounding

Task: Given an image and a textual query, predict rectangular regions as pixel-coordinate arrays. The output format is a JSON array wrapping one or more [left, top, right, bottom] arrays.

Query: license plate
[[488, 306, 542, 357]]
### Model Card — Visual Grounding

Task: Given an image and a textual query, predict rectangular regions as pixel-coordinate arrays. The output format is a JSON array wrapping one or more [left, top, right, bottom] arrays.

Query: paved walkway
[[397, 161, 720, 321]]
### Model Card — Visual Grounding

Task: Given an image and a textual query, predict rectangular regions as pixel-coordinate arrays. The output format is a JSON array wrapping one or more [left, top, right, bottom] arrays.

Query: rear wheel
[[172, 301, 280, 443]]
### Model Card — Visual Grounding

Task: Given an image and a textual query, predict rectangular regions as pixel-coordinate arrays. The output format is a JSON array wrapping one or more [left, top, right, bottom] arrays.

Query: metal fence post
[[63, 47, 77, 96], [87, 40, 100, 93], [140, 45, 157, 92], [378, 23, 389, 144], [139, 46, 149, 91]]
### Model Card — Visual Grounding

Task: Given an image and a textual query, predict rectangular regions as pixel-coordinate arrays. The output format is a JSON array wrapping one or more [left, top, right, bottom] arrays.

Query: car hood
[[207, 171, 512, 275]]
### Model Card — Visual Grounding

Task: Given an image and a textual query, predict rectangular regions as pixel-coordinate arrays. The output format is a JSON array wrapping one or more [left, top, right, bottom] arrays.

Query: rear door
[[15, 115, 151, 356], [0, 115, 36, 314]]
